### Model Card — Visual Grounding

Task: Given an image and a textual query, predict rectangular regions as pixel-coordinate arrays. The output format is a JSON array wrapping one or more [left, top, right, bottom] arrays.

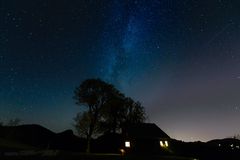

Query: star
[[0, 0, 240, 142], [234, 106, 239, 111]]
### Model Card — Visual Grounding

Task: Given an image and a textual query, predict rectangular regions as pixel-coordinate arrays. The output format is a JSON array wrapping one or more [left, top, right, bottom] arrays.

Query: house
[[121, 123, 171, 154]]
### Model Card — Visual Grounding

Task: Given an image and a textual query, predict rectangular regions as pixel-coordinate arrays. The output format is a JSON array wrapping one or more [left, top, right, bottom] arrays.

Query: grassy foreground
[[0, 152, 195, 160]]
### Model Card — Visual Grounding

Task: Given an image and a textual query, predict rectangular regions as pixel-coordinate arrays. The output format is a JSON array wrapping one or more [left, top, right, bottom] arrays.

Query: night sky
[[1, 0, 240, 142]]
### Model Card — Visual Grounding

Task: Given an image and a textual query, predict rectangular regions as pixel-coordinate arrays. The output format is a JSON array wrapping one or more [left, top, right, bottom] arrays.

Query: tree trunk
[[86, 114, 95, 153], [86, 137, 91, 153], [85, 106, 99, 153], [86, 126, 93, 153]]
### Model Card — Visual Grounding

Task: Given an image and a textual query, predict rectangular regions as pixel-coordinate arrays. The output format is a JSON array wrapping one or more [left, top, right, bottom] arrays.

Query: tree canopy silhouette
[[7, 118, 21, 126], [74, 78, 146, 152], [0, 118, 21, 126], [100, 96, 146, 133]]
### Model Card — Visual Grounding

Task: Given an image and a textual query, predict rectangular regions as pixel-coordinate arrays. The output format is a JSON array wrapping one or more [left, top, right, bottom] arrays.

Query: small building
[[121, 123, 170, 154]]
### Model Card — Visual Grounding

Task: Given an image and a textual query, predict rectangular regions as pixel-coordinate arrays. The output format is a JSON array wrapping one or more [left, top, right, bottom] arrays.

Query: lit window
[[160, 140, 169, 147], [165, 141, 169, 147], [160, 141, 164, 147], [125, 141, 130, 148]]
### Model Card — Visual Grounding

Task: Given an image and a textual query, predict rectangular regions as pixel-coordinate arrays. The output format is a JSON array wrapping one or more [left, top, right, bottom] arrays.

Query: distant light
[[165, 141, 169, 147], [218, 144, 221, 147], [230, 144, 234, 148], [120, 149, 125, 155], [160, 141, 164, 147], [236, 145, 240, 149], [125, 141, 130, 148]]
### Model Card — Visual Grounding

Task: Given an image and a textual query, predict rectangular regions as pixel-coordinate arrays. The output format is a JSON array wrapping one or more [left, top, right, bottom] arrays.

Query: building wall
[[125, 137, 170, 154]]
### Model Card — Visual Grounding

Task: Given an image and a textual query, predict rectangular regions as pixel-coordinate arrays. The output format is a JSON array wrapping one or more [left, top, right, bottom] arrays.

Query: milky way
[[1, 0, 240, 141]]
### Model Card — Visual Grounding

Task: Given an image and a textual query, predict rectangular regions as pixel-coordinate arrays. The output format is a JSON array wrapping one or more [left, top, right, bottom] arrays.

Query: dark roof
[[123, 123, 170, 139]]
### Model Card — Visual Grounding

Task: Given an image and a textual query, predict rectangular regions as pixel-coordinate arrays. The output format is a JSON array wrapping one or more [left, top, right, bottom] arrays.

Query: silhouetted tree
[[74, 78, 146, 152], [74, 79, 121, 152], [101, 96, 146, 133], [123, 97, 146, 124], [7, 118, 21, 126], [99, 93, 125, 133], [74, 112, 102, 138], [233, 134, 240, 140]]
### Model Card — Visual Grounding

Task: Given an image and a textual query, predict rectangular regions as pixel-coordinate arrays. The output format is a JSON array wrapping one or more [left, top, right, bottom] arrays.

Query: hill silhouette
[[171, 138, 240, 159], [0, 124, 240, 159], [0, 124, 86, 151]]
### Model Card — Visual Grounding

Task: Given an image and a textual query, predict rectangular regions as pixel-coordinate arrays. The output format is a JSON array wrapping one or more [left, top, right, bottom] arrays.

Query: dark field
[[0, 154, 195, 160], [1, 125, 239, 160]]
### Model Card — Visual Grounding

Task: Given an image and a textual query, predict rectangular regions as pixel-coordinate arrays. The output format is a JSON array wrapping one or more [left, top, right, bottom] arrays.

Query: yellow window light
[[160, 140, 169, 147], [165, 141, 169, 147], [160, 141, 164, 147]]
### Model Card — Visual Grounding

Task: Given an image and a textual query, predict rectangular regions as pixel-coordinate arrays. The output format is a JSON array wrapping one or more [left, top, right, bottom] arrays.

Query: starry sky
[[1, 0, 240, 142]]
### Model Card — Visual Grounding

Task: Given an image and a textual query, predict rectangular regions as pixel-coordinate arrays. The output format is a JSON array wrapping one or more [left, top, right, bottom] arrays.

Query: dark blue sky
[[1, 0, 240, 141]]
